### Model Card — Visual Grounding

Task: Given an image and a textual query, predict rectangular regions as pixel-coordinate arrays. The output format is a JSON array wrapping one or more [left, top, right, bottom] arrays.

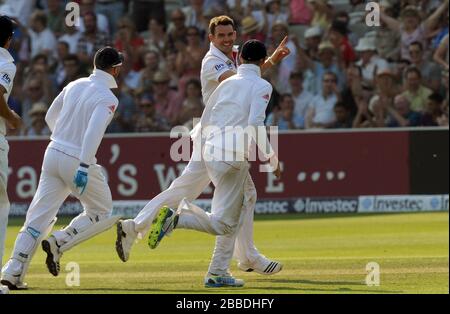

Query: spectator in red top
[[115, 16, 145, 71], [152, 71, 182, 126], [329, 19, 356, 67]]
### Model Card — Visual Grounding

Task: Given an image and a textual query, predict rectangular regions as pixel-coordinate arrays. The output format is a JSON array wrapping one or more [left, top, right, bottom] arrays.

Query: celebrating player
[[116, 16, 288, 287], [149, 39, 281, 288], [0, 15, 23, 295], [1, 47, 123, 290]]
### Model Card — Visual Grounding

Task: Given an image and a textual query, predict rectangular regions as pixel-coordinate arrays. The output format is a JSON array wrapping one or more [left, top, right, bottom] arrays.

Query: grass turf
[[3, 212, 448, 294]]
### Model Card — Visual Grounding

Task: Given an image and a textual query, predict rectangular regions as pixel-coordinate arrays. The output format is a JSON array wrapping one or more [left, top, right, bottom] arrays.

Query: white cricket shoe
[[0, 284, 9, 294], [238, 255, 283, 275], [115, 219, 138, 262], [41, 236, 62, 277], [0, 265, 27, 290]]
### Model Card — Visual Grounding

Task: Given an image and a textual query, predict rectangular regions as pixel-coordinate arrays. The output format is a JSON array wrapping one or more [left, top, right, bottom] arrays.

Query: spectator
[[134, 93, 171, 132], [306, 0, 333, 31], [376, 6, 401, 62], [305, 72, 340, 128], [23, 102, 50, 136], [28, 10, 57, 59], [328, 19, 356, 67], [152, 71, 182, 125], [303, 26, 323, 62], [288, 72, 313, 128], [355, 36, 389, 89], [288, 0, 312, 42], [421, 92, 447, 126], [140, 18, 168, 56], [59, 21, 82, 54], [384, 94, 422, 127], [77, 11, 111, 66], [59, 54, 87, 91], [167, 9, 188, 53], [408, 41, 441, 92], [240, 15, 266, 43], [328, 101, 353, 129], [95, 0, 125, 34], [265, 0, 288, 36], [54, 42, 71, 88], [183, 0, 207, 34], [269, 21, 297, 71], [78, 0, 110, 35], [380, 1, 449, 61], [108, 76, 139, 133], [401, 66, 433, 112], [21, 76, 49, 129], [341, 63, 363, 119], [129, 0, 166, 33], [266, 93, 303, 130], [136, 50, 162, 95], [433, 33, 449, 71], [114, 16, 145, 72], [177, 78, 204, 128], [45, 0, 65, 37], [369, 67, 398, 117], [176, 26, 207, 96]]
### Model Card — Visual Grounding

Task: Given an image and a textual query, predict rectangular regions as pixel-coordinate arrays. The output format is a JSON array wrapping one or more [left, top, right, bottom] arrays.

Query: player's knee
[[212, 220, 237, 235]]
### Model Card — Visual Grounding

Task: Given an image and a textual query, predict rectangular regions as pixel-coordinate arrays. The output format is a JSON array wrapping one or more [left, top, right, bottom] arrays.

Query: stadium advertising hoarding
[[7, 129, 448, 216]]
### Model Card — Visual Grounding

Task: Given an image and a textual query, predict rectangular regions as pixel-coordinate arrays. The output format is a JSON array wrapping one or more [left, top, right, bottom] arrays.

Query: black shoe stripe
[[264, 262, 274, 273], [266, 262, 278, 273]]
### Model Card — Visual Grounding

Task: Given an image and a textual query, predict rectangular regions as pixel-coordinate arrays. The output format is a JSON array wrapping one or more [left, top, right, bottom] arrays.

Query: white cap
[[304, 26, 323, 39], [355, 37, 376, 52]]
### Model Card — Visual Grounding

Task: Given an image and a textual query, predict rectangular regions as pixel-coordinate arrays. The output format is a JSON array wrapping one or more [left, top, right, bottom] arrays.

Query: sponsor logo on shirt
[[1, 73, 11, 85], [214, 63, 225, 72], [226, 60, 234, 69]]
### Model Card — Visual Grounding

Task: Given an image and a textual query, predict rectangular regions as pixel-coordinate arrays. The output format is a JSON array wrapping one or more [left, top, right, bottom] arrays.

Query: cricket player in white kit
[[1, 47, 123, 290], [148, 39, 281, 287], [0, 15, 23, 295], [116, 16, 289, 281]]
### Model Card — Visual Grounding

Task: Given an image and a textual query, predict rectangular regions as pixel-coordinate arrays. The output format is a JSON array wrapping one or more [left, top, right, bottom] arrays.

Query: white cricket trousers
[[176, 157, 250, 275], [6, 147, 112, 270], [133, 156, 261, 266], [0, 135, 10, 270]]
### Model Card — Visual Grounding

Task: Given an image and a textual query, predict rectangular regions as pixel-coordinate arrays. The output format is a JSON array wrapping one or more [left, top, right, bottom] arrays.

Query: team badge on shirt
[[263, 94, 270, 101], [214, 64, 225, 72], [108, 105, 116, 113]]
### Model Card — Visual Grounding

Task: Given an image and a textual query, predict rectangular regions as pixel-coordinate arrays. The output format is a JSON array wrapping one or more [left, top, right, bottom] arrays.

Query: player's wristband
[[80, 162, 90, 169], [268, 57, 277, 66]]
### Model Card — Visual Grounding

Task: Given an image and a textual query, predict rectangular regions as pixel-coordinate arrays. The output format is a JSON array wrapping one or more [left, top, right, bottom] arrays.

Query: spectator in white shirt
[[288, 71, 313, 127], [28, 10, 57, 59], [355, 36, 389, 89], [306, 71, 339, 128]]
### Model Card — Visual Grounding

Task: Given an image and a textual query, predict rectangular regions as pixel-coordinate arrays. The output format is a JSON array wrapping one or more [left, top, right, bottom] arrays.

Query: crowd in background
[[0, 0, 448, 136]]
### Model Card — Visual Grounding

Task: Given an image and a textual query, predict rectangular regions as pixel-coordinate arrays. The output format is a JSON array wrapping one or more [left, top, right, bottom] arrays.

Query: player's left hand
[[73, 164, 89, 195], [271, 36, 291, 64]]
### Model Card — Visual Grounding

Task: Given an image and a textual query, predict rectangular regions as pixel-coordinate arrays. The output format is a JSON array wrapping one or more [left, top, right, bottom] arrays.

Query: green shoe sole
[[148, 206, 170, 249]]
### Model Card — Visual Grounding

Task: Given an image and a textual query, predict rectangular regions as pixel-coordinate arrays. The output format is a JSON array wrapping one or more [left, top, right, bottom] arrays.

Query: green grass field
[[3, 212, 449, 294]]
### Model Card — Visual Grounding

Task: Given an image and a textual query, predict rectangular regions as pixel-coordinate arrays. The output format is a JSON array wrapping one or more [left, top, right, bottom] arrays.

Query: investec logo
[[373, 198, 424, 211], [294, 198, 358, 214]]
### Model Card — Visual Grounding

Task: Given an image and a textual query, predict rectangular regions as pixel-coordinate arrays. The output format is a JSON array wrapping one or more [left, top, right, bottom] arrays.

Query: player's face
[[209, 25, 236, 55]]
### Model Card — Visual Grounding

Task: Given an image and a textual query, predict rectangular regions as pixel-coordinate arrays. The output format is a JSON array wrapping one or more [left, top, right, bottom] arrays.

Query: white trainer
[[41, 236, 62, 277], [115, 219, 138, 262], [0, 284, 9, 294], [0, 270, 27, 290], [238, 256, 283, 275]]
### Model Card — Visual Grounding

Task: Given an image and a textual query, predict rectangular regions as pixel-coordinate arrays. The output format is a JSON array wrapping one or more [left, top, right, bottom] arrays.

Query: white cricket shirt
[[46, 69, 119, 164], [0, 47, 16, 136]]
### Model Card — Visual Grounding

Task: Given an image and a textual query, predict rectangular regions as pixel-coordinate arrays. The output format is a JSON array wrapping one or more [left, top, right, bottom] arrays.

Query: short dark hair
[[409, 41, 423, 51], [240, 39, 267, 63], [63, 54, 80, 64], [0, 15, 15, 47], [209, 15, 235, 35], [405, 66, 422, 78], [323, 71, 338, 82]]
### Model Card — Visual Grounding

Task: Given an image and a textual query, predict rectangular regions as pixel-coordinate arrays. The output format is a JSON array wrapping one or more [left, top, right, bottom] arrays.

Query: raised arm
[[423, 0, 449, 33], [433, 34, 449, 70]]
